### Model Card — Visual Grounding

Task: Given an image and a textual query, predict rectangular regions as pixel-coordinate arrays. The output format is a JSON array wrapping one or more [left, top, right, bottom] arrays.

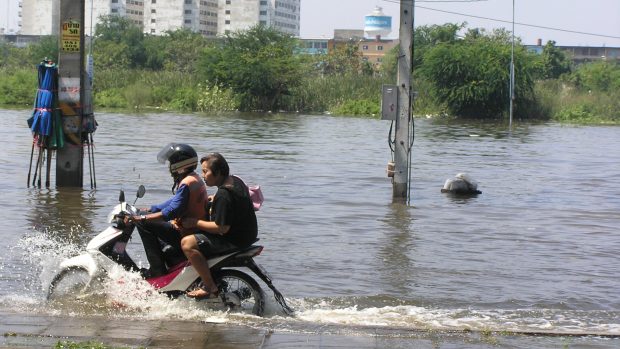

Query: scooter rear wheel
[[216, 269, 265, 317]]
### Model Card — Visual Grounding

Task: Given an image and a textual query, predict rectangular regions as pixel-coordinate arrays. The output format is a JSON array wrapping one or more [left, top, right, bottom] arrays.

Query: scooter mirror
[[119, 190, 126, 203], [137, 185, 146, 199]]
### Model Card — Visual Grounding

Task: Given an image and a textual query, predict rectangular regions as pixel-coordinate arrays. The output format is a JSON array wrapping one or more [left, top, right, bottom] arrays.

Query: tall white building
[[143, 0, 218, 37], [84, 0, 145, 36], [19, 0, 298, 38], [20, 0, 59, 35], [219, 0, 299, 37]]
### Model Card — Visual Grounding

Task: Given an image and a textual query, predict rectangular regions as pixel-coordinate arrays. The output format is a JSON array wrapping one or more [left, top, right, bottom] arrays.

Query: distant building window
[[185, 0, 192, 3], [259, 20, 266, 25], [362, 45, 368, 50], [111, 8, 118, 12], [225, 10, 230, 14], [112, 0, 118, 3], [226, 0, 231, 3], [151, 18, 156, 23], [185, 9, 191, 14], [151, 9, 156, 13], [151, 0, 156, 3], [259, 10, 266, 15], [225, 20, 230, 24], [151, 29, 155, 33], [185, 19, 191, 24], [377, 45, 383, 51], [260, 0, 267, 4]]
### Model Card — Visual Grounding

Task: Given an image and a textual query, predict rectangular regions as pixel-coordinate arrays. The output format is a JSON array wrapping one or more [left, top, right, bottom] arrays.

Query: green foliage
[[413, 23, 464, 69], [198, 25, 303, 111], [539, 40, 572, 79], [197, 82, 239, 112], [555, 104, 596, 122], [332, 98, 379, 117], [567, 61, 620, 92], [124, 82, 152, 110], [0, 67, 37, 106], [27, 35, 59, 64], [143, 29, 211, 72], [420, 31, 538, 119], [310, 42, 373, 76], [283, 74, 385, 114], [94, 15, 146, 69], [94, 88, 127, 108]]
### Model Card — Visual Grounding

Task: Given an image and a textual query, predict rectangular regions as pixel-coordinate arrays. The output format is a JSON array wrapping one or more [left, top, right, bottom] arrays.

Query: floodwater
[[0, 108, 619, 347]]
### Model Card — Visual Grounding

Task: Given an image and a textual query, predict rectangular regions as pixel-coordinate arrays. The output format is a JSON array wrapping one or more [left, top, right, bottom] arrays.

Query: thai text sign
[[61, 20, 80, 52]]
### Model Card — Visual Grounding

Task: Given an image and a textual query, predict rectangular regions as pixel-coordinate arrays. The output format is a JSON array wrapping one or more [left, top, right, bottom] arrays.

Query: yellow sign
[[61, 20, 80, 52]]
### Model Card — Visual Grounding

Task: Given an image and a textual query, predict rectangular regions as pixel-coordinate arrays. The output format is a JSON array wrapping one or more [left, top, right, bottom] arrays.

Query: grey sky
[[3, 0, 619, 46], [300, 0, 620, 47]]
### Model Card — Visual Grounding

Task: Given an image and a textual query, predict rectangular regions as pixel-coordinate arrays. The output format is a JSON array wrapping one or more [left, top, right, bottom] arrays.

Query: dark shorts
[[194, 233, 239, 256]]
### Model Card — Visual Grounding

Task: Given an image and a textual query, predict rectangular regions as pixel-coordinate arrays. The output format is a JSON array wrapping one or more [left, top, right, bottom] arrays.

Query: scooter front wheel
[[47, 266, 92, 301], [216, 269, 265, 317]]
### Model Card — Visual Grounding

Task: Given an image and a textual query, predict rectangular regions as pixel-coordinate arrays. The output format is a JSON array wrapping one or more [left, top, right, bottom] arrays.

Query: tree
[[420, 31, 538, 118], [540, 40, 571, 79], [569, 61, 620, 92], [313, 41, 373, 76], [413, 23, 464, 69], [94, 15, 146, 69], [198, 25, 304, 111]]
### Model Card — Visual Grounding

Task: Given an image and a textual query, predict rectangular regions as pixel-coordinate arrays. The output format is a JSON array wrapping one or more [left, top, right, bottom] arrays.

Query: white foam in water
[[5, 231, 619, 336]]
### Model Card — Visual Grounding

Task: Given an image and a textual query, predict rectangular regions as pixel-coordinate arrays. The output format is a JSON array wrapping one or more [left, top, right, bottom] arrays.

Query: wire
[[382, 0, 620, 40]]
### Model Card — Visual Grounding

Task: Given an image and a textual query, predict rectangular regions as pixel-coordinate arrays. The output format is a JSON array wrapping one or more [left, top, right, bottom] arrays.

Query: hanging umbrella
[[27, 59, 64, 187], [29, 61, 57, 138]]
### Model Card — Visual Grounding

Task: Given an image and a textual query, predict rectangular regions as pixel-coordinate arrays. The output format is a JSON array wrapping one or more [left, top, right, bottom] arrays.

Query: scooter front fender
[[59, 253, 99, 278]]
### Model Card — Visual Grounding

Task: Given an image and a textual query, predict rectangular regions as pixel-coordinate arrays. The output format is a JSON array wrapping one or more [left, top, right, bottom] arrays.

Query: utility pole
[[393, 0, 414, 201], [56, 0, 86, 187]]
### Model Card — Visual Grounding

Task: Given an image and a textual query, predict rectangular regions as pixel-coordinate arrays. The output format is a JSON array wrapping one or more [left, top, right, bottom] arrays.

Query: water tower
[[364, 6, 391, 40]]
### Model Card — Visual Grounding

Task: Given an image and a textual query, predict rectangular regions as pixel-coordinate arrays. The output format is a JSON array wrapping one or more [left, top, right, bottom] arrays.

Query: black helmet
[[157, 143, 198, 176]]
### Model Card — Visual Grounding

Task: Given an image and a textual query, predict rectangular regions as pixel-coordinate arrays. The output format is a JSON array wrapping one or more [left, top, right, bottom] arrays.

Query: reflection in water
[[378, 203, 416, 298], [24, 188, 96, 246]]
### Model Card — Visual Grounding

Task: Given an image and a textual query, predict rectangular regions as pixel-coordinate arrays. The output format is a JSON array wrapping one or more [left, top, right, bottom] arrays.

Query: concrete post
[[56, 0, 85, 187], [392, 0, 414, 200]]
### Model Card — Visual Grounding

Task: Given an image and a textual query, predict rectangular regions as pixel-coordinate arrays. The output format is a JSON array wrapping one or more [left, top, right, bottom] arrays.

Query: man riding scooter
[[127, 143, 208, 278]]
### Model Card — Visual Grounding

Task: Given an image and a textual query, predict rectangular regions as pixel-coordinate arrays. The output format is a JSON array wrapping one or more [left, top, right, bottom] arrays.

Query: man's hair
[[200, 152, 230, 178]]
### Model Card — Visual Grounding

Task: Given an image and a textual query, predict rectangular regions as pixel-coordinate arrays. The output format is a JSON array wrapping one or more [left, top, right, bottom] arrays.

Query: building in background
[[218, 0, 299, 36], [20, 0, 59, 35], [1, 0, 23, 34], [143, 0, 218, 37]]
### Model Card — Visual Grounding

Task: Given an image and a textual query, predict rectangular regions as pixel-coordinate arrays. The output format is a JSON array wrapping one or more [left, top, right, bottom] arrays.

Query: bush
[[331, 98, 379, 117], [197, 82, 238, 112], [94, 88, 127, 108], [0, 67, 37, 106]]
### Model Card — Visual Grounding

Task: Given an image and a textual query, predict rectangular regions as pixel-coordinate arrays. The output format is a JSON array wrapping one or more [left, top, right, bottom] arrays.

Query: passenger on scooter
[[176, 152, 258, 299], [127, 143, 208, 278]]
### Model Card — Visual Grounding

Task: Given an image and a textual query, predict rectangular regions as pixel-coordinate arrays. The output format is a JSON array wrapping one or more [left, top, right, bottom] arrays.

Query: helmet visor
[[157, 143, 176, 164]]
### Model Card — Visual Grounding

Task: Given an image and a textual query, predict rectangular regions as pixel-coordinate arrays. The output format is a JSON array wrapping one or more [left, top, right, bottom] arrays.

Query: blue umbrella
[[30, 61, 57, 137], [27, 59, 63, 187]]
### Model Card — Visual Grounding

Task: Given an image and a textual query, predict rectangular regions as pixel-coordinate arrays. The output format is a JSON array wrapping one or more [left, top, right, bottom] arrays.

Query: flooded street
[[0, 108, 619, 347]]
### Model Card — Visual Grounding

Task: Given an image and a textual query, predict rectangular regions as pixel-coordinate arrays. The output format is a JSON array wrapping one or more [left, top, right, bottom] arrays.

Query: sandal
[[187, 282, 219, 300]]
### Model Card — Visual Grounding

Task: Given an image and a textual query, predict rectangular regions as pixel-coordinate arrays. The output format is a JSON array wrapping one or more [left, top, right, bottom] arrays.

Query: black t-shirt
[[211, 176, 258, 247]]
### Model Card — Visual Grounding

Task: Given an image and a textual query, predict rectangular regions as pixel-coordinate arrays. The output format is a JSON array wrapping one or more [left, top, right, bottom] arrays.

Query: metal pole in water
[[393, 0, 414, 202], [509, 0, 515, 129]]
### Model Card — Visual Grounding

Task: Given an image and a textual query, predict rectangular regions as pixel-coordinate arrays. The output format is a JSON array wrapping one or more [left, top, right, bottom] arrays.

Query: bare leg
[[181, 235, 218, 297]]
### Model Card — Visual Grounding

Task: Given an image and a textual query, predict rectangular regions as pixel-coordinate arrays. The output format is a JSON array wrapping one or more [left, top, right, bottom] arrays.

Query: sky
[[300, 0, 620, 47], [2, 0, 619, 46]]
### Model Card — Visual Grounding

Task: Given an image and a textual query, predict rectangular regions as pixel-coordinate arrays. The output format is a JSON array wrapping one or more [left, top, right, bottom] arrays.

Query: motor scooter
[[47, 186, 293, 317]]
